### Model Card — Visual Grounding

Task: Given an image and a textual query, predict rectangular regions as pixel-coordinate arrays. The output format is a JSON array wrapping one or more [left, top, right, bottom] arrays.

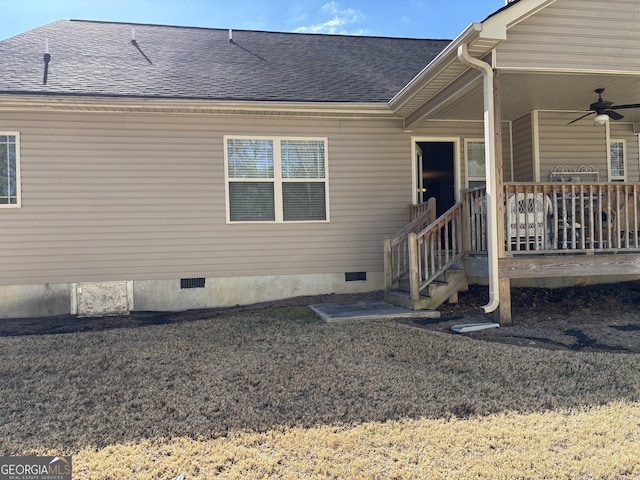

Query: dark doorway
[[416, 141, 455, 216]]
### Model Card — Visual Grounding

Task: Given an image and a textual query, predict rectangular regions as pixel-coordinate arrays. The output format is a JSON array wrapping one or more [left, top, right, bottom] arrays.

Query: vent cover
[[345, 272, 367, 282], [180, 278, 206, 289]]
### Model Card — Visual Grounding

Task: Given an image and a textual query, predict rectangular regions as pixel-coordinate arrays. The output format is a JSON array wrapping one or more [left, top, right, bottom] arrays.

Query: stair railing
[[384, 198, 436, 291], [385, 198, 465, 307], [408, 202, 465, 303]]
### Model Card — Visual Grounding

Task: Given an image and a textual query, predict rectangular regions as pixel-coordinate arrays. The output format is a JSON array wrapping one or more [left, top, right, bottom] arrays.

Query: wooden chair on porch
[[507, 192, 553, 251]]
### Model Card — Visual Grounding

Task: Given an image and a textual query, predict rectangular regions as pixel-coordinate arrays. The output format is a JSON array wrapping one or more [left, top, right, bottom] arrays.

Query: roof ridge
[[67, 19, 450, 42]]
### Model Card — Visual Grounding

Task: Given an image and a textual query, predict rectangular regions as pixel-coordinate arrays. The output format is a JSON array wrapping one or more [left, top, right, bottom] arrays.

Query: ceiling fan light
[[594, 114, 609, 125]]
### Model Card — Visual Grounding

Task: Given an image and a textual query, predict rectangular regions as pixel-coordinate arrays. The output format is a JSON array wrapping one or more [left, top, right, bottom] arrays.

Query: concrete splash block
[[310, 301, 440, 323], [451, 323, 500, 333]]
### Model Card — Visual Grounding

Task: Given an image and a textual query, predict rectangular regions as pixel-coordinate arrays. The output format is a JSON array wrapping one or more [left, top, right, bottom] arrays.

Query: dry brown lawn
[[1, 306, 639, 479]]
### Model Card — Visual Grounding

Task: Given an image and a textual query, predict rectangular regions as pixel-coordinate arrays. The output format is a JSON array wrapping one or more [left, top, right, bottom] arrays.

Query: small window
[[609, 140, 625, 182], [465, 139, 485, 188], [0, 133, 20, 207], [225, 136, 329, 223]]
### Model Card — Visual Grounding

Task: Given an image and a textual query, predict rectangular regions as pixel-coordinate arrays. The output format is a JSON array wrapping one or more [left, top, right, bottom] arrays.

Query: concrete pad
[[309, 301, 440, 323]]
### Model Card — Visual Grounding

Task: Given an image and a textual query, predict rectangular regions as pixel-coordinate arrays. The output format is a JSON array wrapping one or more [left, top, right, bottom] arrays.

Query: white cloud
[[295, 1, 366, 35]]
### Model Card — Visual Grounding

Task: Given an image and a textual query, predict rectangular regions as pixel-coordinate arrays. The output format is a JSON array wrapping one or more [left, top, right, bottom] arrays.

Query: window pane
[[468, 180, 486, 189], [229, 182, 275, 221], [467, 141, 485, 179], [610, 142, 624, 178], [281, 140, 325, 179], [283, 182, 326, 221], [1, 135, 17, 204], [227, 139, 274, 179]]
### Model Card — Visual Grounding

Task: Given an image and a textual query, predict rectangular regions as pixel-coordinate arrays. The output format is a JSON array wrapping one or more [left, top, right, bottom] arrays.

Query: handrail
[[385, 197, 465, 300], [407, 198, 436, 222], [462, 183, 640, 255], [410, 202, 465, 297], [384, 199, 437, 291], [461, 187, 488, 253], [503, 183, 640, 253]]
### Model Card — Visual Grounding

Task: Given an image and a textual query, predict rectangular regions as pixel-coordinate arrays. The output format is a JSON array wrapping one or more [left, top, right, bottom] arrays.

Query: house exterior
[[2, 0, 640, 321]]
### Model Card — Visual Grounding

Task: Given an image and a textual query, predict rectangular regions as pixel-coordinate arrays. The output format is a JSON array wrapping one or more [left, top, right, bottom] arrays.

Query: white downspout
[[457, 43, 499, 313]]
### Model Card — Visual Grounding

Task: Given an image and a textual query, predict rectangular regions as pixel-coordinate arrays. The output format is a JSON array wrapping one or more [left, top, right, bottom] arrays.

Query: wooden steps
[[384, 269, 468, 311]]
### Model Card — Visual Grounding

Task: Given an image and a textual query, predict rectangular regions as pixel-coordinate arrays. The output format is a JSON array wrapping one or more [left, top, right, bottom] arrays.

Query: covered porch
[[386, 1, 640, 324], [384, 181, 640, 325]]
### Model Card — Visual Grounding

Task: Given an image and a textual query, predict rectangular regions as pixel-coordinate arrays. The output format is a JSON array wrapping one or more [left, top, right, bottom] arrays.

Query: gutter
[[457, 43, 499, 313], [0, 94, 396, 117]]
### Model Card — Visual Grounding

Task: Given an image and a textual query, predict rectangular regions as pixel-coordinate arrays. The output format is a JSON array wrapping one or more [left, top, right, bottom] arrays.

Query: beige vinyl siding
[[610, 123, 639, 182], [501, 121, 513, 182], [496, 0, 640, 72], [511, 114, 533, 181], [0, 111, 413, 285], [537, 111, 606, 179], [536, 111, 640, 181]]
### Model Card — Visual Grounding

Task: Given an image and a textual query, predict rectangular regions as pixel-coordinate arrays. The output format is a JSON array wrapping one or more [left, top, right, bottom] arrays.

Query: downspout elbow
[[457, 43, 493, 79], [481, 290, 500, 314], [457, 43, 500, 314]]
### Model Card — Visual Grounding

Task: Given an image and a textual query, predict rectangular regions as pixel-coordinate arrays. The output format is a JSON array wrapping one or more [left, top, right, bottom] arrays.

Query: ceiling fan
[[568, 88, 640, 125]]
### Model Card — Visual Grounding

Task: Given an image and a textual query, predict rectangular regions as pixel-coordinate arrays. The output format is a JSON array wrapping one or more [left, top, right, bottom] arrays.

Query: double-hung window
[[465, 139, 486, 188], [0, 133, 20, 207], [609, 139, 626, 182], [225, 136, 328, 223]]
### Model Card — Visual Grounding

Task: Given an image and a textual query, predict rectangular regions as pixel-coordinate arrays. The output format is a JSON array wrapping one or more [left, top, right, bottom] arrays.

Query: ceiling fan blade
[[568, 112, 594, 125], [605, 110, 624, 121], [611, 103, 640, 110]]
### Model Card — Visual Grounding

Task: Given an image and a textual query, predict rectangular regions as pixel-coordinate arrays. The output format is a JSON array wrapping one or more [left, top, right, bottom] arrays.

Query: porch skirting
[[0, 272, 385, 319]]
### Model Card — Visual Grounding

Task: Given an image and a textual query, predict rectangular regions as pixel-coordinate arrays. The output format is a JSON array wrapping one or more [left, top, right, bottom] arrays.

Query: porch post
[[383, 237, 393, 292], [492, 71, 512, 326], [408, 233, 420, 307]]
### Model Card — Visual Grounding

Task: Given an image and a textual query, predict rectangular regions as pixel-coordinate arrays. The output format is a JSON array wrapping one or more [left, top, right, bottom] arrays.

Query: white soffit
[[393, 0, 559, 128]]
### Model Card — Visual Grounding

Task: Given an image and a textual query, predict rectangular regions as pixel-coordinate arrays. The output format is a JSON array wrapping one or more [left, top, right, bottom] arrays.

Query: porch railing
[[384, 199, 464, 299], [464, 183, 640, 254], [384, 198, 437, 290]]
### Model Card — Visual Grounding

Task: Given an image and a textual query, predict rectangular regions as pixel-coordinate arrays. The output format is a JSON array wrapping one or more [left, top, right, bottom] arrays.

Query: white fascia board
[[391, 0, 559, 115], [0, 95, 396, 118], [389, 23, 483, 111], [480, 0, 559, 40]]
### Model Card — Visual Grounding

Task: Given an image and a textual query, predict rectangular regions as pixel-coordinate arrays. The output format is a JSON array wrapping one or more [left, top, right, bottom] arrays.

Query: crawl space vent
[[345, 272, 367, 282], [180, 278, 206, 289]]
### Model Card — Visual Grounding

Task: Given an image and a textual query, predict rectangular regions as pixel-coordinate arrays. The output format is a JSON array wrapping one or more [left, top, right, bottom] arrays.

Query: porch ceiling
[[418, 71, 640, 125]]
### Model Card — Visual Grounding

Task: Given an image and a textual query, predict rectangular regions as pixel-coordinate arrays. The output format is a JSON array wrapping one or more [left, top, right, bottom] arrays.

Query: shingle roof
[[0, 20, 451, 103]]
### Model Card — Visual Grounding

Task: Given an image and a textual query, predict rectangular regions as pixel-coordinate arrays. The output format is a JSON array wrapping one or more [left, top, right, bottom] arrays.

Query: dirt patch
[[1, 283, 639, 353], [413, 281, 640, 353]]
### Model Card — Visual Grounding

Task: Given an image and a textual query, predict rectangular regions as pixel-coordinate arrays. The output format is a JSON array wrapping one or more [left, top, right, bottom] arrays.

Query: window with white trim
[[0, 133, 20, 207], [609, 139, 626, 182], [465, 139, 486, 188], [224, 136, 328, 222]]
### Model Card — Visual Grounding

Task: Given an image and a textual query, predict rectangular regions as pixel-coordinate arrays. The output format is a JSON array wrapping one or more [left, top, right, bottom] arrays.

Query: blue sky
[[1, 1, 507, 41]]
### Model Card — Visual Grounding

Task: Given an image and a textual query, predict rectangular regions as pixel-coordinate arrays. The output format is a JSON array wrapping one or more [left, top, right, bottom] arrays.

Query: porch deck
[[384, 182, 640, 322]]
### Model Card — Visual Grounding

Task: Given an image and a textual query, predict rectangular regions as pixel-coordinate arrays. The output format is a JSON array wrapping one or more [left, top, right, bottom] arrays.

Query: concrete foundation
[[133, 272, 384, 312], [0, 283, 70, 318], [0, 272, 383, 319]]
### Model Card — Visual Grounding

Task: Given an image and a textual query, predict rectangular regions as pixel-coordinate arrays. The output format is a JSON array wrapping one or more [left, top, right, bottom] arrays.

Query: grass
[[1, 306, 639, 479]]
